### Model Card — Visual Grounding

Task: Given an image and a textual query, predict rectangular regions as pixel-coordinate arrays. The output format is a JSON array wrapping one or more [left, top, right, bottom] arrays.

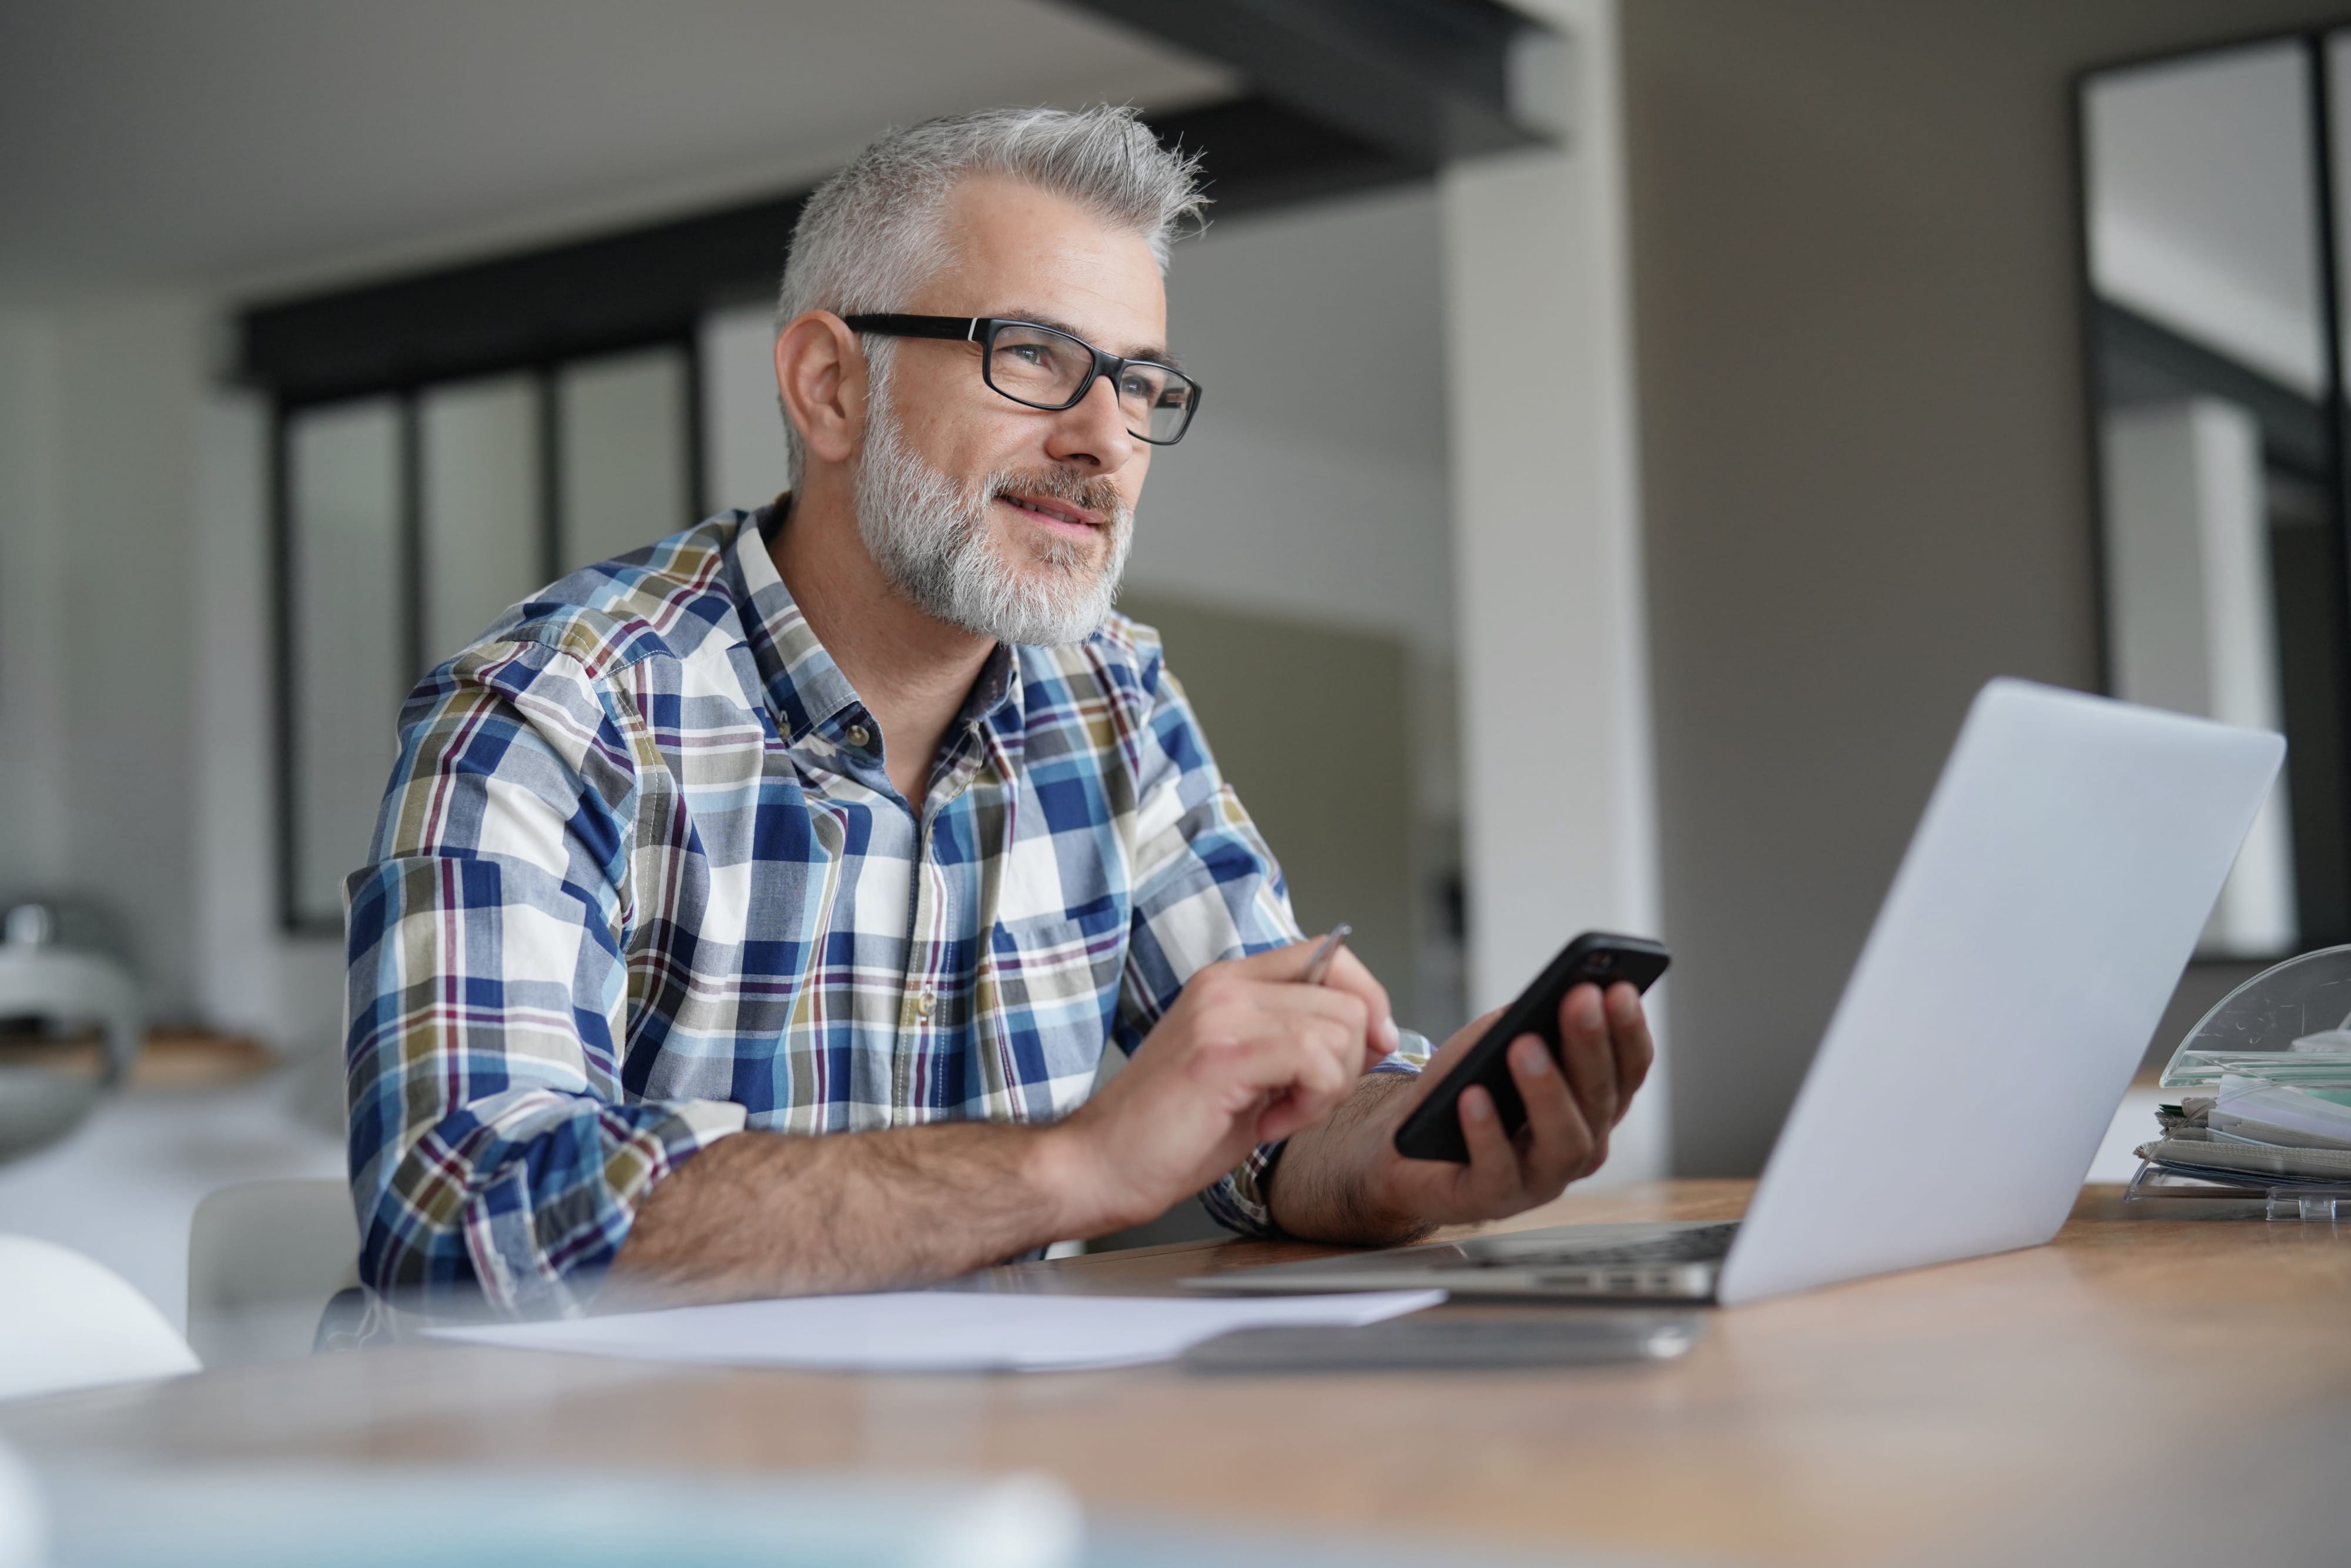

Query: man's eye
[[1120, 372, 1160, 400], [1007, 344, 1053, 368]]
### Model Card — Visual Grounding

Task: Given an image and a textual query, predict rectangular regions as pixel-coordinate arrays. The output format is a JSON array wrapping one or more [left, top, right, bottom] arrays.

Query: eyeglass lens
[[985, 322, 1197, 443]]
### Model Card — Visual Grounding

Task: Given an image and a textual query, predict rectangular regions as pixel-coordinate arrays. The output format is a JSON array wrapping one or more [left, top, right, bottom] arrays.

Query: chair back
[[186, 1178, 360, 1367]]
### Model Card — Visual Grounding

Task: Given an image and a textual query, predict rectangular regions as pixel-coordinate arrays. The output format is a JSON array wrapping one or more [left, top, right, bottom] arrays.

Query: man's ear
[[773, 310, 866, 468]]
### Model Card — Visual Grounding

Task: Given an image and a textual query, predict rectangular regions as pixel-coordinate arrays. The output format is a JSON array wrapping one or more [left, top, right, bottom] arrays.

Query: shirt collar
[[731, 504, 863, 743], [729, 501, 1026, 747]]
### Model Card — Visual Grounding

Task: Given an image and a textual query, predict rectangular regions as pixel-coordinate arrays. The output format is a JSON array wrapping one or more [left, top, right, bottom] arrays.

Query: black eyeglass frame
[[842, 313, 1202, 445]]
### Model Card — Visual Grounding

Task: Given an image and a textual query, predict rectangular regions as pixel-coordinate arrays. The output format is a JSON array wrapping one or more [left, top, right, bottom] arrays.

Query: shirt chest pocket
[[978, 900, 1128, 1113]]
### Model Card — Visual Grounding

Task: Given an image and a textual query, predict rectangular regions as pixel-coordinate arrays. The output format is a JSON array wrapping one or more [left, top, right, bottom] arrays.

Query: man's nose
[[1043, 373, 1138, 473]]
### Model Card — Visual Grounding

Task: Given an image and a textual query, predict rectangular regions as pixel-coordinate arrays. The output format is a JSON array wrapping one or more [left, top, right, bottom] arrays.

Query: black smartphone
[[1391, 932, 1670, 1164]]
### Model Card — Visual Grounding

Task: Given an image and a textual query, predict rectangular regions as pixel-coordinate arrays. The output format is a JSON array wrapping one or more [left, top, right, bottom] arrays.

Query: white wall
[[0, 314, 71, 902], [1136, 186, 1455, 658], [1445, 0, 1668, 1184], [0, 297, 212, 1021]]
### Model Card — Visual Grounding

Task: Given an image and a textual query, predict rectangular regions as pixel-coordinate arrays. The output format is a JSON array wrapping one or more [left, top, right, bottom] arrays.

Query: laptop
[[1188, 679, 2284, 1306]]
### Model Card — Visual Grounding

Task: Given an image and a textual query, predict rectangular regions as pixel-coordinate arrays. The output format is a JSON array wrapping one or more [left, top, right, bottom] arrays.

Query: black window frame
[[267, 328, 704, 936]]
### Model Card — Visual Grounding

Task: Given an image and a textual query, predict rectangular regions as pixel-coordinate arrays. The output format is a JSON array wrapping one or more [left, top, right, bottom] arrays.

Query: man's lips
[[998, 491, 1106, 531]]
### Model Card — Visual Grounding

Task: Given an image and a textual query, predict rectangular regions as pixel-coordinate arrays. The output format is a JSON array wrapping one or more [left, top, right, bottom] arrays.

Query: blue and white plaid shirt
[[344, 507, 1426, 1316]]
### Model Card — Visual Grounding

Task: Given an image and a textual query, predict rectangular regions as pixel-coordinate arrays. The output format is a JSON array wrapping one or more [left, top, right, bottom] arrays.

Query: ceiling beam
[[1056, 0, 1558, 166]]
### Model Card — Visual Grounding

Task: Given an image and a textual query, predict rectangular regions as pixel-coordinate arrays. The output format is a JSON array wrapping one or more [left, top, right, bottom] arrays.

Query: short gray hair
[[774, 105, 1205, 485]]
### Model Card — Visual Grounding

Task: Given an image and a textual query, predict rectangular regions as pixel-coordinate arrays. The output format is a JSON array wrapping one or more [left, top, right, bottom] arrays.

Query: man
[[346, 105, 1653, 1319]]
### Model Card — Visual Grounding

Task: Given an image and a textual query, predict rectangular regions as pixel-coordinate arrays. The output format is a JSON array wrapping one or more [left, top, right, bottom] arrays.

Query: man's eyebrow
[[1001, 310, 1181, 371]]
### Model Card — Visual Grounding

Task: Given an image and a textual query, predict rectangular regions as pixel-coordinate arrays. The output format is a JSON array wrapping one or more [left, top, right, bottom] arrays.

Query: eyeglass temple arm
[[839, 314, 981, 342]]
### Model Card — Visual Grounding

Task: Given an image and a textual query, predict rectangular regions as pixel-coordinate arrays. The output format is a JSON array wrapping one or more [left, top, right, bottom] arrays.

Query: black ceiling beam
[[233, 95, 1418, 400], [238, 192, 806, 403], [1153, 95, 1428, 216], [1057, 0, 1552, 165]]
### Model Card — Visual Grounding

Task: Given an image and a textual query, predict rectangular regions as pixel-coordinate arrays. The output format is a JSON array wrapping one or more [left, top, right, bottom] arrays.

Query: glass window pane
[[421, 374, 542, 664], [2085, 43, 2320, 394], [699, 304, 791, 514], [2082, 41, 2322, 956], [557, 347, 689, 572], [287, 399, 403, 927]]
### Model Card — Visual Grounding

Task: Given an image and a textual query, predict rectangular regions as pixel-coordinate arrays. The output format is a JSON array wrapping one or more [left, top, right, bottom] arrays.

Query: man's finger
[[1257, 1011, 1371, 1137], [1211, 973, 1371, 1040], [1506, 1034, 1593, 1196], [1210, 1005, 1363, 1088], [1229, 937, 1399, 1066], [1555, 982, 1619, 1138], [1605, 981, 1655, 1125], [1454, 1084, 1523, 1207], [1312, 944, 1398, 1064]]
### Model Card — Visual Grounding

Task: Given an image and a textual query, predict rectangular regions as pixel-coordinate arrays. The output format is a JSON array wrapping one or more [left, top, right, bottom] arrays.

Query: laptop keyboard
[[1448, 1221, 1740, 1271]]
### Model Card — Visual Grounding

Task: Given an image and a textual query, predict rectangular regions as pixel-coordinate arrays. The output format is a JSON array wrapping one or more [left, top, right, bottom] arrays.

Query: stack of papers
[[2134, 1074, 2351, 1187], [429, 1288, 1446, 1372]]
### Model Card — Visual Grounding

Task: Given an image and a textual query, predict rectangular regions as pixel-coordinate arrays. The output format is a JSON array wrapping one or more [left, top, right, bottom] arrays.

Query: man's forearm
[[609, 1120, 1093, 1306], [1264, 1071, 1431, 1247]]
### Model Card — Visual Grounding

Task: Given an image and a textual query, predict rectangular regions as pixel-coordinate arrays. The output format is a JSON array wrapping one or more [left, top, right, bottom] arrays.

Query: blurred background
[[3, 0, 2349, 1332]]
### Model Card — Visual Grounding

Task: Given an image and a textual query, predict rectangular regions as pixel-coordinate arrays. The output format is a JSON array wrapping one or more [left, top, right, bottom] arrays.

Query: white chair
[[0, 1235, 197, 1401], [186, 1178, 360, 1368]]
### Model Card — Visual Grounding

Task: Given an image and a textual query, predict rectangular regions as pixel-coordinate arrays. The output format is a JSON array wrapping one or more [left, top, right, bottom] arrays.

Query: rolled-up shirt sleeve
[[1111, 646, 1432, 1238], [344, 634, 743, 1319]]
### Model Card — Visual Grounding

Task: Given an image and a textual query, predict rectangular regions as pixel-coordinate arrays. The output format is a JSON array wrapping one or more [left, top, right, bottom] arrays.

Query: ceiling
[[0, 0, 1233, 300]]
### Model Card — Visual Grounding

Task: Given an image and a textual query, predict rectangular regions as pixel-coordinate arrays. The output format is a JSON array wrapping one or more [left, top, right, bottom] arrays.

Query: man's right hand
[[1036, 939, 1398, 1236]]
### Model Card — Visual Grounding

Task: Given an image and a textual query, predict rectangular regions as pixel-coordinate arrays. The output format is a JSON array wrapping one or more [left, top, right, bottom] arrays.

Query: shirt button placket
[[893, 818, 944, 1125]]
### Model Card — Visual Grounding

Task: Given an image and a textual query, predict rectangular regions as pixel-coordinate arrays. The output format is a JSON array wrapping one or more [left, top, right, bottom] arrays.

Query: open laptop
[[1189, 679, 2284, 1306]]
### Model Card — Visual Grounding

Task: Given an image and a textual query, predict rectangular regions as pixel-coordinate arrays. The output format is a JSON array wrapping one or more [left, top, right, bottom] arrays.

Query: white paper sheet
[[428, 1288, 1446, 1372]]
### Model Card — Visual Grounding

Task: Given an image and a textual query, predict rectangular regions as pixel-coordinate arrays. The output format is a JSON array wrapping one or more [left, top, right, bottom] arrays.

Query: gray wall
[[1624, 0, 2351, 1175]]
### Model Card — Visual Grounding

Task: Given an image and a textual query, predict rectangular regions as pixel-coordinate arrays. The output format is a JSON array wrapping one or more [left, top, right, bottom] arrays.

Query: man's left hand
[[1267, 980, 1656, 1242]]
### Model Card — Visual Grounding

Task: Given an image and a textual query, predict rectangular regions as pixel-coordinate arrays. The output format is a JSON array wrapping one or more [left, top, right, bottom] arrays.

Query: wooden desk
[[11, 1181, 2351, 1564]]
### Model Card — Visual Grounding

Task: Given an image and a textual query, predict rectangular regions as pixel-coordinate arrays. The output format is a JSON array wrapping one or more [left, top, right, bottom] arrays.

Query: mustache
[[985, 467, 1130, 527]]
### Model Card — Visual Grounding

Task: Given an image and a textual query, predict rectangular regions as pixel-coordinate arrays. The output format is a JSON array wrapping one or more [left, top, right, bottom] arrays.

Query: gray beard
[[851, 379, 1133, 648]]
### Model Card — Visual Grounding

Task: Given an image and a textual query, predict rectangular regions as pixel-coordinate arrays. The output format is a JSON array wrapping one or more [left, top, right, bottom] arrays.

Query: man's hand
[[1268, 980, 1656, 1245], [617, 934, 1398, 1306], [1036, 938, 1399, 1237]]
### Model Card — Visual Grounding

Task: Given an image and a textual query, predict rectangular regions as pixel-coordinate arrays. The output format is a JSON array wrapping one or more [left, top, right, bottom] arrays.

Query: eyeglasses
[[842, 314, 1202, 445]]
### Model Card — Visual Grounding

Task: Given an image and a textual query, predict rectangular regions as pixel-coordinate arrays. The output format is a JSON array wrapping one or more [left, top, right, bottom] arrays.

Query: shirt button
[[845, 723, 871, 749], [916, 989, 937, 1019]]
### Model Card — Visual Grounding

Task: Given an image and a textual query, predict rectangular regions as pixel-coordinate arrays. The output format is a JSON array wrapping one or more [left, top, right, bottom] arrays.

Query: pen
[[1301, 923, 1353, 985]]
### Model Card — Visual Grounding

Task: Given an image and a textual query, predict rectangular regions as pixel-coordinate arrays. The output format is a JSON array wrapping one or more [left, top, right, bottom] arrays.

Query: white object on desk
[[432, 1288, 1446, 1372], [0, 1236, 198, 1401], [0, 906, 142, 1162]]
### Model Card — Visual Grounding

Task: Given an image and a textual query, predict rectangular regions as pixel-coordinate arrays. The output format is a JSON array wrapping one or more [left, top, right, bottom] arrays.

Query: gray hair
[[774, 105, 1205, 485]]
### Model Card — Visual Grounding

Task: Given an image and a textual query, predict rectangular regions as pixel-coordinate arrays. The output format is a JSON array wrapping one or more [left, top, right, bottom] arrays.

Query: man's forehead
[[925, 176, 1169, 354]]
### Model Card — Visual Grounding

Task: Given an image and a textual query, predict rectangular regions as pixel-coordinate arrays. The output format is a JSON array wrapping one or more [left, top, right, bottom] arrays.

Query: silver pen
[[1301, 923, 1354, 985]]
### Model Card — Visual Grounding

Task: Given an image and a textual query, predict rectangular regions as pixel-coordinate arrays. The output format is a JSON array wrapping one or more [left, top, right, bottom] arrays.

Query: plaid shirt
[[345, 507, 1426, 1316]]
